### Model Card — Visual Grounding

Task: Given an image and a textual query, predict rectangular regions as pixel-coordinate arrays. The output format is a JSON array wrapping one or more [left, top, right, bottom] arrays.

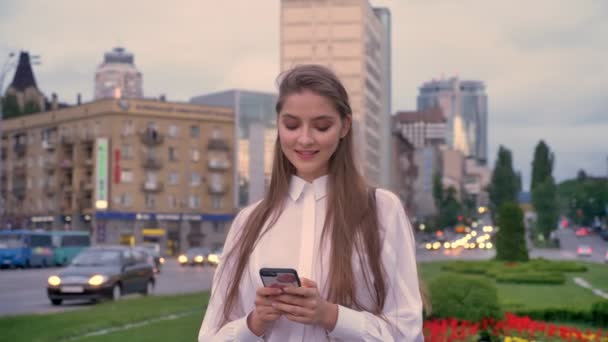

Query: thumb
[[300, 277, 317, 288]]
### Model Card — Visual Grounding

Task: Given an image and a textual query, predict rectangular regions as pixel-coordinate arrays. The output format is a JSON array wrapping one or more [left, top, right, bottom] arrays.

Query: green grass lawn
[[0, 292, 209, 342], [419, 260, 608, 311]]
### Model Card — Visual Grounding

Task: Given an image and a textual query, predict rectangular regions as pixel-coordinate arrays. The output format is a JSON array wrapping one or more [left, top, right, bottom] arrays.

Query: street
[[0, 259, 214, 317]]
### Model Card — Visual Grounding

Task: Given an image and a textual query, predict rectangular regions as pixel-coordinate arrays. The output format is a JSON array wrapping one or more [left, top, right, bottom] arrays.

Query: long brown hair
[[218, 64, 387, 326]]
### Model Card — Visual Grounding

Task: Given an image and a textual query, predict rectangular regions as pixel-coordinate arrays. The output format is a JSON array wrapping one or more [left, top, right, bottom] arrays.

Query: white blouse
[[198, 175, 423, 341]]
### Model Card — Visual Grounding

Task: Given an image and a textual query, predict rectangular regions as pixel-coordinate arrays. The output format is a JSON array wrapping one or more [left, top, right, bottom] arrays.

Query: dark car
[[178, 247, 211, 266], [46, 246, 155, 306], [135, 244, 164, 273]]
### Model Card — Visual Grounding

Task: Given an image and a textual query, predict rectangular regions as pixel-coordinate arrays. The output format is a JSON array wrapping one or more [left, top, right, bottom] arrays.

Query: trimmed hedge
[[591, 300, 608, 327], [429, 273, 502, 322], [495, 272, 565, 284]]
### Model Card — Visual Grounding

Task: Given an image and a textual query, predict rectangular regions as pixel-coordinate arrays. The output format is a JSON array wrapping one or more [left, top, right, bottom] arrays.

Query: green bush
[[514, 307, 591, 324], [441, 261, 489, 275], [527, 259, 587, 273], [429, 273, 502, 322], [495, 272, 565, 284], [591, 300, 608, 327]]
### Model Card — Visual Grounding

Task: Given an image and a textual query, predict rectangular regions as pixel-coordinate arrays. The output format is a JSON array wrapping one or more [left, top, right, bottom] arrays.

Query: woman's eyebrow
[[280, 114, 334, 121]]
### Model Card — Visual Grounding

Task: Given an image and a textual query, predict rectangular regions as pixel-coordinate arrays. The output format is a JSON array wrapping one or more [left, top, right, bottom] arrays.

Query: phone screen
[[260, 268, 301, 289]]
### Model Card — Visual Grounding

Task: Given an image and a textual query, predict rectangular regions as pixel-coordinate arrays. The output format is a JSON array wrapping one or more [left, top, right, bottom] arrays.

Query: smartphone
[[259, 268, 301, 289]]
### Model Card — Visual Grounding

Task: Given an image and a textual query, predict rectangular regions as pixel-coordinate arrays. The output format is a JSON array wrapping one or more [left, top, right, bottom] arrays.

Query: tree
[[488, 146, 520, 213], [438, 187, 462, 228], [432, 172, 443, 211], [23, 100, 41, 115], [530, 141, 559, 239], [530, 140, 554, 191], [1, 95, 21, 119], [533, 177, 559, 238], [495, 202, 529, 262]]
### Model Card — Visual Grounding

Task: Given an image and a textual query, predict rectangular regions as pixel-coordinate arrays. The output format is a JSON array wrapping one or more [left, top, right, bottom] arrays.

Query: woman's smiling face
[[278, 90, 350, 182]]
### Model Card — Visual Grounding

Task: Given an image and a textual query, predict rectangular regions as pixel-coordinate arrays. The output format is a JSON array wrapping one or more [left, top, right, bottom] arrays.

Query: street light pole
[[0, 52, 17, 226]]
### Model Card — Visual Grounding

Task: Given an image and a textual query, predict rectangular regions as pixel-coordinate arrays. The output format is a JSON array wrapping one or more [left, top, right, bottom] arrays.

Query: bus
[[0, 230, 54, 268], [50, 231, 91, 266]]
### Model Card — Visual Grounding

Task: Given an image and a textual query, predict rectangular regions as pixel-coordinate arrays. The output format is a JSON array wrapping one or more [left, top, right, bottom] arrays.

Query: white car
[[577, 245, 592, 257]]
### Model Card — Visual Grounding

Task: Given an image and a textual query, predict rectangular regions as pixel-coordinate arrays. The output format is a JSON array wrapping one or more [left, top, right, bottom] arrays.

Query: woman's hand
[[272, 278, 338, 331], [247, 287, 283, 336]]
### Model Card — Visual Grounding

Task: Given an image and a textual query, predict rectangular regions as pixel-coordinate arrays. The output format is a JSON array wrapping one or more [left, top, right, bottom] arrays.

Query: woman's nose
[[297, 127, 314, 145]]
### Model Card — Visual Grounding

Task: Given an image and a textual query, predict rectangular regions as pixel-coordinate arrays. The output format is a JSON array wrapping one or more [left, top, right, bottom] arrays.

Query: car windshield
[[0, 235, 23, 249], [72, 250, 121, 266]]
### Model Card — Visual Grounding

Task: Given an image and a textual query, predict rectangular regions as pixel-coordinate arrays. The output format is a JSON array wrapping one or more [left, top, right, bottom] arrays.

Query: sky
[[0, 0, 606, 188]]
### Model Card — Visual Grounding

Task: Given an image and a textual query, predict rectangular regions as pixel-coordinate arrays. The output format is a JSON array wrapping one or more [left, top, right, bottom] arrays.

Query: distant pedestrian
[[199, 65, 423, 341]]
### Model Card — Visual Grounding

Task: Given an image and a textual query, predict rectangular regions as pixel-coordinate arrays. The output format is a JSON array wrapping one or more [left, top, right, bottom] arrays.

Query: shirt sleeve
[[327, 190, 424, 341], [198, 207, 264, 342]]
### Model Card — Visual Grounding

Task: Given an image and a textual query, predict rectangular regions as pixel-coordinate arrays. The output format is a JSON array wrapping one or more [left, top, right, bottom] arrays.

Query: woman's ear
[[340, 116, 351, 139]]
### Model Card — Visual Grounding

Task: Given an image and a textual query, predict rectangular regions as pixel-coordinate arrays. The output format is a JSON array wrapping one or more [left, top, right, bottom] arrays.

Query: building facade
[[280, 0, 391, 186], [417, 77, 488, 165], [390, 130, 416, 215], [190, 90, 277, 207], [94, 47, 143, 100], [393, 106, 447, 148], [0, 98, 236, 255]]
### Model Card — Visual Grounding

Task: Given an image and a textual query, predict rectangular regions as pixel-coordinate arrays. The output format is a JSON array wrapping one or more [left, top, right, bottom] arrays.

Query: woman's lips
[[295, 150, 318, 160]]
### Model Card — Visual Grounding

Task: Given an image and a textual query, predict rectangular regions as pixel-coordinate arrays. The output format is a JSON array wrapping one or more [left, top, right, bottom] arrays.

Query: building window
[[211, 127, 222, 139], [188, 195, 200, 209], [168, 125, 179, 138], [190, 172, 201, 186], [120, 169, 133, 183], [117, 193, 133, 207], [191, 148, 200, 162], [190, 125, 200, 138], [168, 195, 177, 209], [168, 147, 178, 161], [212, 222, 222, 233], [145, 194, 156, 209], [168, 171, 179, 185], [211, 196, 222, 209], [121, 144, 134, 159], [122, 120, 135, 136]]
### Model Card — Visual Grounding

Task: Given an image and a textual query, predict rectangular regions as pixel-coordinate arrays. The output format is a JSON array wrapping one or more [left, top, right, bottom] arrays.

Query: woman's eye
[[284, 124, 298, 130], [316, 126, 331, 132]]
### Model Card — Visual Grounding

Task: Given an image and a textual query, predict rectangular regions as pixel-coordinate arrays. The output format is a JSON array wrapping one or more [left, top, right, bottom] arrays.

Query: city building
[[390, 129, 416, 215], [441, 147, 466, 200], [393, 106, 447, 148], [464, 157, 491, 208], [0, 98, 236, 255], [94, 47, 143, 100], [280, 0, 391, 186], [417, 77, 488, 165], [190, 89, 277, 207], [412, 145, 442, 220]]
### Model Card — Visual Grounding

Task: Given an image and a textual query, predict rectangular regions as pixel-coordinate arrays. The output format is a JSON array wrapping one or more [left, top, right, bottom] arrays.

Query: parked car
[[575, 228, 588, 237], [207, 248, 223, 266], [46, 246, 155, 306], [576, 245, 592, 257], [136, 244, 164, 273], [178, 247, 211, 266]]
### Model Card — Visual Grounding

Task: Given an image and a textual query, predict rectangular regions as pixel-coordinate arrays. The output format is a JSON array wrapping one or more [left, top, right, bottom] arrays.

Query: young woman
[[198, 65, 423, 341]]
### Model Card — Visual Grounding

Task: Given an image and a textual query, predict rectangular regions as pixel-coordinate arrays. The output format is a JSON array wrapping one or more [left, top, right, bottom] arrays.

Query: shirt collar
[[288, 175, 328, 202]]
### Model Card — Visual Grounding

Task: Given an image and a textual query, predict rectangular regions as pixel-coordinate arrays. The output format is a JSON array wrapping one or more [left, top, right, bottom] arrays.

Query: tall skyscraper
[[417, 77, 488, 165], [280, 0, 391, 186], [94, 47, 143, 100], [190, 90, 277, 208]]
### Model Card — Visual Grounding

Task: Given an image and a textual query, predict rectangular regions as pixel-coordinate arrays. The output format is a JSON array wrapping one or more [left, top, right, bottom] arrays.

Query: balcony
[[61, 182, 73, 193], [14, 144, 27, 158], [141, 155, 163, 169], [81, 132, 95, 144], [207, 138, 230, 152], [80, 179, 94, 191], [42, 138, 57, 150], [13, 184, 26, 200], [60, 159, 73, 169], [43, 183, 56, 196], [208, 182, 227, 195], [207, 158, 231, 171], [43, 158, 57, 172], [141, 181, 164, 193], [61, 135, 75, 145], [81, 157, 94, 167], [139, 129, 164, 146], [13, 164, 27, 175]]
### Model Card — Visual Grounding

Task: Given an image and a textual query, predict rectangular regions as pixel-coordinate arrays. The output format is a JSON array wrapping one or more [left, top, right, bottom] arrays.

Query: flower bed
[[424, 313, 606, 342]]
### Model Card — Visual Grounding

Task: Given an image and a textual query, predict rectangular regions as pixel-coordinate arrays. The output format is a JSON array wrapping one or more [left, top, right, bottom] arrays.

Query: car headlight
[[48, 275, 61, 286], [159, 257, 165, 264], [208, 254, 219, 263], [194, 255, 204, 263], [178, 255, 188, 263], [88, 274, 108, 286]]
